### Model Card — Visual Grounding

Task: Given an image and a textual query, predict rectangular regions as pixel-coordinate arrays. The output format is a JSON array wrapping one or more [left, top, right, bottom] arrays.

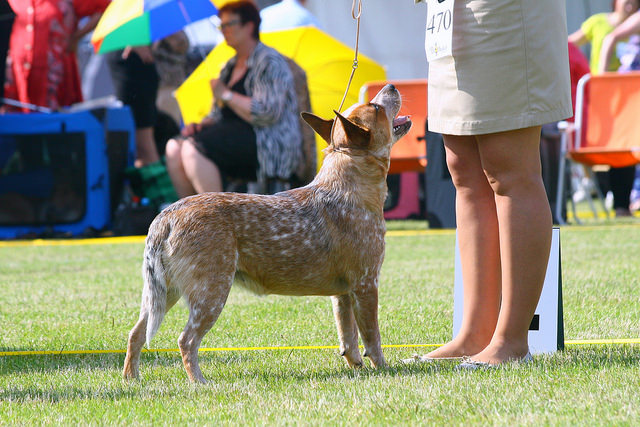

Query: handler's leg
[[426, 134, 502, 359], [472, 125, 551, 363]]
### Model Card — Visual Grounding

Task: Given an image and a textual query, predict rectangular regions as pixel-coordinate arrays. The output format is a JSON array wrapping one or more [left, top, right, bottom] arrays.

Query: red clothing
[[4, 0, 109, 111], [568, 41, 590, 122]]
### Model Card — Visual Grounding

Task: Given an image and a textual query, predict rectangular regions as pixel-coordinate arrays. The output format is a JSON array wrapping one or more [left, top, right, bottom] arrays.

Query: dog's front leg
[[331, 294, 364, 368], [352, 283, 387, 368]]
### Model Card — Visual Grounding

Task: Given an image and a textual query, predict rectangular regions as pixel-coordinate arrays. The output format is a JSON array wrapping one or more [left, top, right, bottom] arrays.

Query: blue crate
[[0, 107, 135, 238]]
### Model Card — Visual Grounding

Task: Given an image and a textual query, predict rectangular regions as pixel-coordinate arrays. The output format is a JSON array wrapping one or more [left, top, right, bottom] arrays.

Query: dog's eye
[[370, 103, 380, 112]]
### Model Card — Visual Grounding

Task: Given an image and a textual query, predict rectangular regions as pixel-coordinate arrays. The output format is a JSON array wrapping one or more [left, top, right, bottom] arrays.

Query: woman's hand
[[210, 76, 254, 123], [181, 123, 200, 137], [181, 117, 214, 137], [210, 78, 228, 102]]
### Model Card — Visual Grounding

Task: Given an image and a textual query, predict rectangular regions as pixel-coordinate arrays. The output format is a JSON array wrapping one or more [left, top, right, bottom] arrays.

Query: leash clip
[[337, 0, 363, 112]]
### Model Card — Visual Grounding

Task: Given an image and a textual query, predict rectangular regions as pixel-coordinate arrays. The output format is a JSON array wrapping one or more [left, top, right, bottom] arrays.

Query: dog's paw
[[122, 370, 139, 380]]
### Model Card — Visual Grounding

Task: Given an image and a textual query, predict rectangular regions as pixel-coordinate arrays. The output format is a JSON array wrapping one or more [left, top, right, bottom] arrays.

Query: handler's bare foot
[[463, 338, 530, 365], [424, 336, 489, 359]]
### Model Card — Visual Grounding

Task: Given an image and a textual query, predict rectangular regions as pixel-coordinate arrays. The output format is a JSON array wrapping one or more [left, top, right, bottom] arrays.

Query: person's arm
[[599, 12, 640, 73], [211, 78, 254, 123], [245, 54, 291, 127], [67, 12, 101, 52], [568, 28, 588, 47]]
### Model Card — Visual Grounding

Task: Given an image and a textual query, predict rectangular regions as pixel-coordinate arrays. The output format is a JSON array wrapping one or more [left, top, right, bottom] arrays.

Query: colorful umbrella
[[91, 0, 221, 54], [174, 26, 387, 166]]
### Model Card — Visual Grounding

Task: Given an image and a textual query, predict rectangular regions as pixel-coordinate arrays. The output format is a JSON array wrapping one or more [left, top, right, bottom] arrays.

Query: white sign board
[[453, 228, 564, 355]]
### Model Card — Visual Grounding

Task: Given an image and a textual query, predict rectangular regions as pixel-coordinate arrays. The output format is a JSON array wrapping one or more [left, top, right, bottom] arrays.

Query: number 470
[[427, 9, 452, 34]]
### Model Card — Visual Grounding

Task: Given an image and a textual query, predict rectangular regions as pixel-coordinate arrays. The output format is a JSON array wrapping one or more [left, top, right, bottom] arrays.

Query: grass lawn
[[1, 220, 639, 424]]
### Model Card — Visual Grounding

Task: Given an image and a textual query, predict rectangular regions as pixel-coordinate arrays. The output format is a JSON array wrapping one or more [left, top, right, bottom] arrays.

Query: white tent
[[306, 0, 614, 80]]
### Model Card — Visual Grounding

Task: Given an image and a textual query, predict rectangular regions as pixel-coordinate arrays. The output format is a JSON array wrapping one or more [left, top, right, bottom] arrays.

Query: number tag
[[425, 0, 454, 62]]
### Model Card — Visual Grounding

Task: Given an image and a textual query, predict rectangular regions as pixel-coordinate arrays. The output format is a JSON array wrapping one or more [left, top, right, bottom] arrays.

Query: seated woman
[[166, 1, 302, 197]]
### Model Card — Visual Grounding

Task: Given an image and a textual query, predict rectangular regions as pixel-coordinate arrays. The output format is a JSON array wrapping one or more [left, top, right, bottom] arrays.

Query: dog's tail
[[142, 220, 171, 347]]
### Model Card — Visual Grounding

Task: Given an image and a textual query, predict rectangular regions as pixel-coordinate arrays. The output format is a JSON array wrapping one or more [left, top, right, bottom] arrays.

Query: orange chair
[[557, 72, 640, 223], [359, 80, 428, 219]]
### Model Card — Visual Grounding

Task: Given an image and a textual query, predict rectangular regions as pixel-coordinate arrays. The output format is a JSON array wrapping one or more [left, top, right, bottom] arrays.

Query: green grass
[[1, 222, 639, 424]]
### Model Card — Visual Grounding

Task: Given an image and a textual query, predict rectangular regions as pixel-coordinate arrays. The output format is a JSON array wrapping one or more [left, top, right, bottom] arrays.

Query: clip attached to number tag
[[425, 0, 453, 62]]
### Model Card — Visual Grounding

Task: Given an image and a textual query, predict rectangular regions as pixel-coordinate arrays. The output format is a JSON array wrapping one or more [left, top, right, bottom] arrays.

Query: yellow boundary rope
[[1, 339, 639, 357], [2, 223, 639, 248]]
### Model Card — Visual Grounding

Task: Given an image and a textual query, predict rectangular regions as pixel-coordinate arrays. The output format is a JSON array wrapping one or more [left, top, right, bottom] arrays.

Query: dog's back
[[147, 183, 386, 299]]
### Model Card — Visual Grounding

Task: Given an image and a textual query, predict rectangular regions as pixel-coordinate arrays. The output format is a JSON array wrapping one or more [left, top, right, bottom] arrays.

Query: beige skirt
[[427, 0, 573, 135]]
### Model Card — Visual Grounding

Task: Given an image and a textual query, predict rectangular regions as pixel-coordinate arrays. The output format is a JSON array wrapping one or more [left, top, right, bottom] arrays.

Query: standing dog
[[123, 84, 412, 382]]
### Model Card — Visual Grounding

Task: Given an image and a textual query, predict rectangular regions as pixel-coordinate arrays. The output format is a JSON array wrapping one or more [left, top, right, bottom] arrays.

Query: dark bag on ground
[[112, 161, 178, 236], [125, 161, 178, 208]]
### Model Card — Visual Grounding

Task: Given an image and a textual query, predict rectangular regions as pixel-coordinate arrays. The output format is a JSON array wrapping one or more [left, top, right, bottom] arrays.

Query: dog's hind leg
[[352, 284, 387, 368], [123, 312, 147, 380], [178, 278, 233, 383], [123, 287, 181, 379], [331, 294, 364, 368], [123, 313, 147, 380]]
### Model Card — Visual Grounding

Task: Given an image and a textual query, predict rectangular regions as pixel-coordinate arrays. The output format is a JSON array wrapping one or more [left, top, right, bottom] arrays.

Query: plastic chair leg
[[585, 167, 611, 220], [555, 133, 568, 226]]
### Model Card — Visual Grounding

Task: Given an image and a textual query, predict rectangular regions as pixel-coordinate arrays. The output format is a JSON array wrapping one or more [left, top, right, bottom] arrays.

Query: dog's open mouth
[[393, 115, 412, 138]]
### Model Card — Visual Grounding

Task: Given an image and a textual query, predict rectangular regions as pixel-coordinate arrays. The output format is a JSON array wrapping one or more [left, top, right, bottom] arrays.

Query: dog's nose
[[386, 83, 396, 91]]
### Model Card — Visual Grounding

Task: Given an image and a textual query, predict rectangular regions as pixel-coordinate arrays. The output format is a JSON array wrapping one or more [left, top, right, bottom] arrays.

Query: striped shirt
[[213, 42, 302, 180]]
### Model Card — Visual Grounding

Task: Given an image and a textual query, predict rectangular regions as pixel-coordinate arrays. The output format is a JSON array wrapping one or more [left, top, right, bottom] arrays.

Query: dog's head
[[301, 84, 412, 157]]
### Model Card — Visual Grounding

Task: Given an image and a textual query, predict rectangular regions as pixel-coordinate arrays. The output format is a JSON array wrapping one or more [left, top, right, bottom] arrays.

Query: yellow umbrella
[[174, 26, 387, 167]]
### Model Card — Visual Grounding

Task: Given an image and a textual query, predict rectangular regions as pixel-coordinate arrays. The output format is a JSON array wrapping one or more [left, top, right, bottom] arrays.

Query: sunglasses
[[217, 19, 242, 30]]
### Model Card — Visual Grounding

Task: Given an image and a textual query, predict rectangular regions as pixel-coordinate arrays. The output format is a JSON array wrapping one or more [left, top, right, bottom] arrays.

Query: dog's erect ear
[[333, 110, 371, 148], [301, 112, 334, 144]]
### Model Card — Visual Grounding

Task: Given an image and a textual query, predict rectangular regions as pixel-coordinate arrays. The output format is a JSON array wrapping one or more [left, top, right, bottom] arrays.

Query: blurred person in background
[[0, 0, 15, 104], [569, 0, 639, 74], [107, 45, 161, 168], [165, 1, 301, 196], [153, 30, 189, 129], [151, 30, 190, 157], [3, 0, 108, 111], [568, 0, 640, 217]]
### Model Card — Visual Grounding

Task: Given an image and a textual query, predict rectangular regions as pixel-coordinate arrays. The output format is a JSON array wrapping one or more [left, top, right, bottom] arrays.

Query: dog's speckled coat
[[123, 85, 412, 382]]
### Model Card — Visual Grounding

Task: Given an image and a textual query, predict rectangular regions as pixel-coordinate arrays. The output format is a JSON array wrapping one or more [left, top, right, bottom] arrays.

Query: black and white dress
[[194, 42, 301, 181]]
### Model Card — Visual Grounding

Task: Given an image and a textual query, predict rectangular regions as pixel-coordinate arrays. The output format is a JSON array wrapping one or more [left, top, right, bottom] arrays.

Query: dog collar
[[330, 145, 388, 165]]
